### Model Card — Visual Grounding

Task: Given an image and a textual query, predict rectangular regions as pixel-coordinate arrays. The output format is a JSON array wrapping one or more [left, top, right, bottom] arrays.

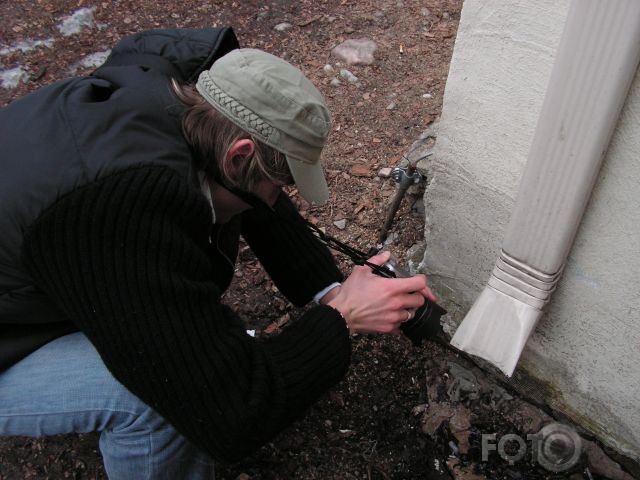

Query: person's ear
[[224, 139, 255, 179]]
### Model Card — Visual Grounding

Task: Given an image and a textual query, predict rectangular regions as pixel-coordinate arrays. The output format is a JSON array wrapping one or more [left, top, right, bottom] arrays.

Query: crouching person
[[0, 27, 433, 479]]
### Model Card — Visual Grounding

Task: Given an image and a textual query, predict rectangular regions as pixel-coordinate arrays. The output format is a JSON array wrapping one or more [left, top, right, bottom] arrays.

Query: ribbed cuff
[[263, 304, 351, 415]]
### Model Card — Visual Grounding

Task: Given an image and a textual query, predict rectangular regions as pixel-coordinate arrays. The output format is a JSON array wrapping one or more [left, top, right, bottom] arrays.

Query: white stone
[[330, 78, 341, 87], [0, 67, 28, 89], [69, 49, 111, 74], [386, 101, 396, 110], [378, 167, 393, 177], [333, 219, 347, 230], [57, 7, 96, 37], [339, 69, 358, 83], [274, 22, 293, 32], [0, 38, 54, 56], [323, 64, 334, 75], [332, 38, 378, 65]]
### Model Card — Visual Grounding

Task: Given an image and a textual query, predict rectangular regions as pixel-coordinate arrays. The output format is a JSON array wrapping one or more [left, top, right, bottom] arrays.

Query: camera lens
[[400, 298, 447, 346], [380, 258, 447, 345]]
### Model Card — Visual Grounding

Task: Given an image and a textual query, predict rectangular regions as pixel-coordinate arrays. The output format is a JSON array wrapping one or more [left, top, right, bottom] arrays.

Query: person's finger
[[366, 250, 391, 266], [388, 274, 428, 293], [419, 285, 438, 302], [396, 292, 426, 309]]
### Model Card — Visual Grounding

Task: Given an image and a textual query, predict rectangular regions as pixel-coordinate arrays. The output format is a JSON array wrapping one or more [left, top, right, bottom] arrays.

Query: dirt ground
[[1, 1, 637, 479]]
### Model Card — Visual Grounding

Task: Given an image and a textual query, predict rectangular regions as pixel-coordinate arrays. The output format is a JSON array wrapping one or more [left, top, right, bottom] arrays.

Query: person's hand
[[419, 281, 438, 303], [327, 251, 429, 334]]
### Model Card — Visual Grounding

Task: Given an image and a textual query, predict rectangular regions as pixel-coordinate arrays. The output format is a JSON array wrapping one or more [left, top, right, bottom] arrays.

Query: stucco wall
[[421, 0, 640, 460]]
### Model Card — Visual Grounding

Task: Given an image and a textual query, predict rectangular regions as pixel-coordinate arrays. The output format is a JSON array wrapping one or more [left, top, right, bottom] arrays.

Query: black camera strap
[[302, 221, 395, 278]]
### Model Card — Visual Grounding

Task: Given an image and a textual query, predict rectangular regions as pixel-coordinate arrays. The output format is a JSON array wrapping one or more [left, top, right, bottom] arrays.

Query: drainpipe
[[450, 0, 640, 376]]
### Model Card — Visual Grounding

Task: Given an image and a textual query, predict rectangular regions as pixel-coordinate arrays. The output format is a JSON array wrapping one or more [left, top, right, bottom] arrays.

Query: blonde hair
[[171, 79, 293, 192]]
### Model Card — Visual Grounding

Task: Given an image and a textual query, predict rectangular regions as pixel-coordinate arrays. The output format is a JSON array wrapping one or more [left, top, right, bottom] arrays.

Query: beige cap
[[196, 48, 331, 205]]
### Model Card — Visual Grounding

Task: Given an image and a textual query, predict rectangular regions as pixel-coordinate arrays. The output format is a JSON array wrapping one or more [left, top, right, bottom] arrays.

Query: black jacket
[[0, 27, 239, 370]]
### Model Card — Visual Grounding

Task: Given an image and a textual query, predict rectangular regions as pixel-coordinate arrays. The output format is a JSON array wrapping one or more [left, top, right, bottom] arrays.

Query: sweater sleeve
[[240, 193, 344, 306], [22, 166, 350, 462]]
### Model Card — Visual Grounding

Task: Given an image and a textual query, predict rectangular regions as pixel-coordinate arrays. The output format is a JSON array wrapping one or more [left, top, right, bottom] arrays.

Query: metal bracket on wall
[[390, 166, 424, 188], [376, 153, 431, 246]]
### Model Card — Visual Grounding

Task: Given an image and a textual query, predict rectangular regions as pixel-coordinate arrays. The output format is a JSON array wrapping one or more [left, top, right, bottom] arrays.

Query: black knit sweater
[[22, 165, 351, 462]]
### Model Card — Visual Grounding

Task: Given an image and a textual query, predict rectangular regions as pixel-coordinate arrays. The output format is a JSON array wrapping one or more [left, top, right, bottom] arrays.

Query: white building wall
[[422, 0, 640, 459]]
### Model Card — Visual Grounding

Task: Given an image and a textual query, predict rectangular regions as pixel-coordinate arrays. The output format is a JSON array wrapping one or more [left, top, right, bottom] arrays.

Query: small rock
[[422, 93, 433, 99], [406, 241, 427, 274], [256, 11, 268, 21], [332, 38, 378, 65], [378, 167, 392, 178], [330, 78, 341, 87], [339, 69, 359, 83], [386, 101, 396, 110], [333, 219, 347, 230], [447, 362, 479, 402], [274, 22, 293, 31], [323, 64, 334, 75], [490, 384, 514, 406], [383, 232, 397, 246], [412, 404, 428, 416], [344, 26, 355, 34], [449, 440, 459, 456], [421, 7, 431, 16], [235, 474, 250, 480]]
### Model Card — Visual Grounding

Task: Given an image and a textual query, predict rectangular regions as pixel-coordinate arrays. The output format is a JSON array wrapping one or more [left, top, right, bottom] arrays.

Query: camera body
[[381, 258, 447, 346]]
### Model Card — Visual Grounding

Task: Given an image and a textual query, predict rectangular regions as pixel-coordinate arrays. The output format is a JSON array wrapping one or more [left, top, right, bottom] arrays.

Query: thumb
[[367, 250, 391, 266]]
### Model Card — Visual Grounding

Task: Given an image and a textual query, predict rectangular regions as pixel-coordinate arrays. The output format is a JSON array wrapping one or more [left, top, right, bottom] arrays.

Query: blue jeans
[[0, 332, 215, 479]]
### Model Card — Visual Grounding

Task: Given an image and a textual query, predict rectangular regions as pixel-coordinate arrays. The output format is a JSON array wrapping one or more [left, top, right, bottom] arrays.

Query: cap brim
[[286, 156, 329, 205]]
